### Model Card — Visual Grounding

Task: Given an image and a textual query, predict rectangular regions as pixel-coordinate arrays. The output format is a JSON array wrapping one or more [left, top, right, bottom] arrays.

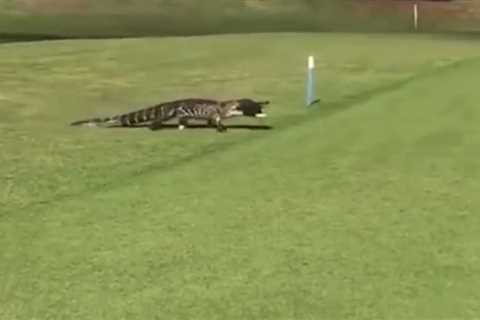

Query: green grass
[[1, 33, 480, 319]]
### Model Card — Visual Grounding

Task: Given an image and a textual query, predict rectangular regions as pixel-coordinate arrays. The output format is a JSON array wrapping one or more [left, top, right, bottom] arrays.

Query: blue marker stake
[[306, 55, 316, 106]]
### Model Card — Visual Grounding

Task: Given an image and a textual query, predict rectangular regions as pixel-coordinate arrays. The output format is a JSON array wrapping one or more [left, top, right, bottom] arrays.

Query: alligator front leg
[[214, 115, 226, 132]]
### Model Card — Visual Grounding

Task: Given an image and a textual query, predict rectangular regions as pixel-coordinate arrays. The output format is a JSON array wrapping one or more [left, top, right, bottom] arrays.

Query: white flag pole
[[413, 3, 419, 31], [306, 55, 316, 106]]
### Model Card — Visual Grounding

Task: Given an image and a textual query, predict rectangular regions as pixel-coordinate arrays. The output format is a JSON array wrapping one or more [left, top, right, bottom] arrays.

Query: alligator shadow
[[108, 123, 273, 131]]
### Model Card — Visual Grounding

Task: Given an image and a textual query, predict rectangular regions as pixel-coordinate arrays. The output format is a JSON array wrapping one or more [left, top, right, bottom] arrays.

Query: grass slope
[[1, 0, 479, 37], [1, 33, 480, 319], [0, 1, 423, 38]]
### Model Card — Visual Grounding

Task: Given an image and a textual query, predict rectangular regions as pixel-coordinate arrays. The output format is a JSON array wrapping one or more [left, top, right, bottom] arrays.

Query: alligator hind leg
[[206, 118, 214, 128], [149, 114, 176, 131], [148, 120, 164, 131], [178, 117, 189, 131]]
